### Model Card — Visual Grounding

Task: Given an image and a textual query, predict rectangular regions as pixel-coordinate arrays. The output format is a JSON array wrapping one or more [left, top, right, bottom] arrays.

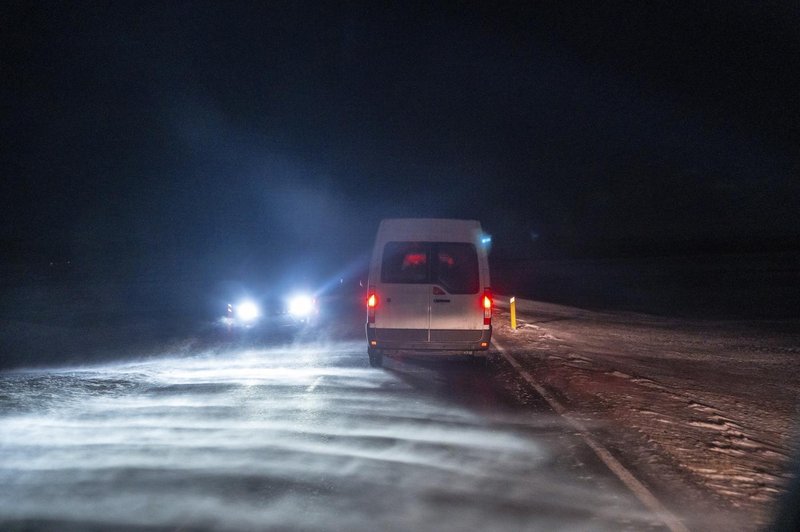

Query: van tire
[[368, 349, 383, 368]]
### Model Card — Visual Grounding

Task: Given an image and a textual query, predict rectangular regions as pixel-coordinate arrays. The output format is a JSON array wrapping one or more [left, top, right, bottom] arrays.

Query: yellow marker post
[[510, 296, 517, 330]]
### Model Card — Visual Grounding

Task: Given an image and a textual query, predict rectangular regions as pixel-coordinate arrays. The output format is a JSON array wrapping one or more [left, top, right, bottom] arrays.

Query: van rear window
[[381, 242, 429, 284], [435, 243, 479, 294], [381, 241, 479, 294]]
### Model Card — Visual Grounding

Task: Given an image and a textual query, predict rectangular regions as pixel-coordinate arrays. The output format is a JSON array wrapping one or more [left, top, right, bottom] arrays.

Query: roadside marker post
[[510, 297, 517, 330]]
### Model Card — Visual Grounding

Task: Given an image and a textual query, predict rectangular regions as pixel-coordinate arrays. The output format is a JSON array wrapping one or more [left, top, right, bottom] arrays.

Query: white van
[[365, 218, 492, 367]]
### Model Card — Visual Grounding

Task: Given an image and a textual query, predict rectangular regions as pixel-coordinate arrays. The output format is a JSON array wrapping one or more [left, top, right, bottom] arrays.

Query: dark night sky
[[2, 1, 799, 280]]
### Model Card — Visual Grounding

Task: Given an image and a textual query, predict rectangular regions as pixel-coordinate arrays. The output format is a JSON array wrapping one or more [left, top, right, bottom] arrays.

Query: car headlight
[[288, 294, 315, 317], [235, 300, 260, 322]]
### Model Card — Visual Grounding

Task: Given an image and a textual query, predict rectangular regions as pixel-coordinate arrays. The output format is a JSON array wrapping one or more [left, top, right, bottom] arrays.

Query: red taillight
[[482, 289, 492, 325], [367, 288, 377, 324]]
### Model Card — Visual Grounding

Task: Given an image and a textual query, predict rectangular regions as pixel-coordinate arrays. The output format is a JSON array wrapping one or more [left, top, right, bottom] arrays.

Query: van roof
[[377, 218, 483, 242]]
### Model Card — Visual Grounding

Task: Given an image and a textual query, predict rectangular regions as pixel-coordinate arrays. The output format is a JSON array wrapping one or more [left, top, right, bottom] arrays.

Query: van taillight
[[367, 288, 377, 324], [483, 289, 492, 325]]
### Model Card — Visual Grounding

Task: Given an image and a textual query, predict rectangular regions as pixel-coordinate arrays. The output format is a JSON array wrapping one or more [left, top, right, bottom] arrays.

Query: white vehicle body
[[366, 218, 492, 363]]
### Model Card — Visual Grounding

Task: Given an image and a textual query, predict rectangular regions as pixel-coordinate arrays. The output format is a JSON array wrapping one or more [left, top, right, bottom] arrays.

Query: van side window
[[435, 243, 479, 294], [381, 242, 429, 283]]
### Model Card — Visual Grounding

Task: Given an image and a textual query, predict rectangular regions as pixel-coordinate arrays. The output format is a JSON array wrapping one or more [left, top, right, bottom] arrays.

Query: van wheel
[[368, 349, 383, 368]]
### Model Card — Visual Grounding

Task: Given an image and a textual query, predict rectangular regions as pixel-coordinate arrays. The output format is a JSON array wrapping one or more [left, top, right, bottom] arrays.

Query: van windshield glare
[[381, 241, 479, 294]]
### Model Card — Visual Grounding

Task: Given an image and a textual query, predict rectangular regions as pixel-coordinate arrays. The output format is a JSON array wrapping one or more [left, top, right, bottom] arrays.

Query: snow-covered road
[[2, 341, 671, 531], [2, 297, 796, 530], [494, 297, 800, 528]]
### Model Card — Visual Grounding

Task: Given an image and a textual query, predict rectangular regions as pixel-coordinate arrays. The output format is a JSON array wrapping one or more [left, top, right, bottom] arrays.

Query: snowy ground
[[493, 296, 800, 528], [1, 342, 679, 531], [2, 265, 799, 529]]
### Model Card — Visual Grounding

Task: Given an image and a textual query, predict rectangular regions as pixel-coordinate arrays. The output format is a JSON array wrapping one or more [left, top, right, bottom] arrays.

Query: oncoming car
[[223, 293, 319, 332], [365, 218, 492, 367]]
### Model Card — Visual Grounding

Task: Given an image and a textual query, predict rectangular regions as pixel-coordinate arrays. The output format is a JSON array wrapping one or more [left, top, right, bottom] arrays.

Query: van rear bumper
[[366, 326, 492, 352]]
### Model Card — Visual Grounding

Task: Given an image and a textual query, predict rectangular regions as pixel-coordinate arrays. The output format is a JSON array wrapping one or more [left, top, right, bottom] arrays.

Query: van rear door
[[429, 242, 483, 342], [374, 241, 430, 342]]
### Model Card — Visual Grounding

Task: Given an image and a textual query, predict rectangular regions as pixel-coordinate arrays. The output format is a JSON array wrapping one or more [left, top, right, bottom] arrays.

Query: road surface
[[1, 333, 672, 530]]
